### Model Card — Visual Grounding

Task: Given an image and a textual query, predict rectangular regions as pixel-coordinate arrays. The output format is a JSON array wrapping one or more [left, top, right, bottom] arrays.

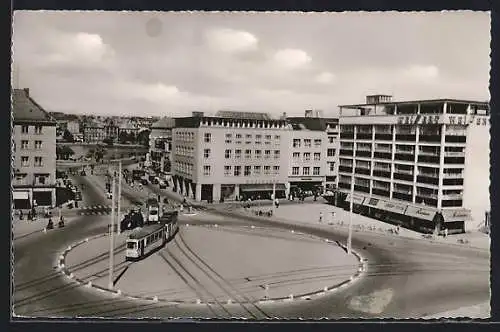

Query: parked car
[[159, 180, 167, 189], [106, 192, 113, 199], [151, 177, 159, 185]]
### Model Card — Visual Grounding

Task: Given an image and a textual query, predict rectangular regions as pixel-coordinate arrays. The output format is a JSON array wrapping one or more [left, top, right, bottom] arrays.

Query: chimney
[[305, 110, 313, 117], [281, 112, 288, 120]]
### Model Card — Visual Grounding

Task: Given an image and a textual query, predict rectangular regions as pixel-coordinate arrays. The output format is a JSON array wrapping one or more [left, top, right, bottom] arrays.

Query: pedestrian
[[444, 228, 448, 238], [319, 212, 323, 223], [275, 198, 280, 208]]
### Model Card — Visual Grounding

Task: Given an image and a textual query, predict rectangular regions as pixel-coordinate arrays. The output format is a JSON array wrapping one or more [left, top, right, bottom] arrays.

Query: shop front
[[239, 183, 286, 200], [13, 190, 30, 210], [343, 193, 366, 214], [441, 208, 470, 234], [289, 180, 324, 197], [404, 205, 439, 234]]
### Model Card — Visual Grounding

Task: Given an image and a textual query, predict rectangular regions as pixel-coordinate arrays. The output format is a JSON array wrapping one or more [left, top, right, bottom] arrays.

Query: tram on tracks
[[125, 210, 179, 261]]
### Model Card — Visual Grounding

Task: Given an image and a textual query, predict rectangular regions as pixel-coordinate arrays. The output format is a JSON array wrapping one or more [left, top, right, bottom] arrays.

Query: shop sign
[[381, 200, 407, 214], [441, 209, 471, 221], [346, 193, 365, 205], [364, 197, 381, 208], [405, 206, 436, 221]]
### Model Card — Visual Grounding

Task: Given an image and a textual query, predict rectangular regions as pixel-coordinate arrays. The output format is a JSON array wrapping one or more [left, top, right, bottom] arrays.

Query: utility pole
[[117, 160, 122, 234], [108, 173, 116, 289]]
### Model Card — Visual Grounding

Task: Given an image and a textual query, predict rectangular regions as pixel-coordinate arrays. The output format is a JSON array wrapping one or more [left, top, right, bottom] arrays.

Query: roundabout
[[59, 223, 365, 315]]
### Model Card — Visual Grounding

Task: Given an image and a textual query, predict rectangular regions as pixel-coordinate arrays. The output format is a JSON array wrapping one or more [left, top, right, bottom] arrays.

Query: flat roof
[[339, 98, 489, 109]]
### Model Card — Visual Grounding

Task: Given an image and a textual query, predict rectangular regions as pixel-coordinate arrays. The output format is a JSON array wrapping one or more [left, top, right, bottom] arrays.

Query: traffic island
[[59, 224, 365, 306]]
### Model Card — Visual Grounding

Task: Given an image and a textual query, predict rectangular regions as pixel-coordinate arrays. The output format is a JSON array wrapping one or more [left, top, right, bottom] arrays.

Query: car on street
[[159, 180, 167, 189], [106, 192, 113, 199], [151, 177, 159, 185]]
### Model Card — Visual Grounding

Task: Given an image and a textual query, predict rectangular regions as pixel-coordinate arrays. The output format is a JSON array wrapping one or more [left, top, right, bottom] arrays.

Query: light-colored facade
[[12, 89, 57, 209], [338, 95, 490, 234], [325, 118, 340, 190], [83, 122, 105, 143], [149, 117, 175, 173], [172, 112, 292, 202]]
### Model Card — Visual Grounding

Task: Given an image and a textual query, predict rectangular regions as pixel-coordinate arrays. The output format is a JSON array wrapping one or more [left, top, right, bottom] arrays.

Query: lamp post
[[108, 171, 116, 289]]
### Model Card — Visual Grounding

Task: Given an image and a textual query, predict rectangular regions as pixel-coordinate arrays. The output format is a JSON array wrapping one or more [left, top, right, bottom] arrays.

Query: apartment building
[[337, 94, 490, 234], [286, 110, 328, 196], [83, 121, 105, 143], [12, 89, 57, 209], [172, 111, 292, 202], [149, 117, 175, 173], [325, 117, 340, 190]]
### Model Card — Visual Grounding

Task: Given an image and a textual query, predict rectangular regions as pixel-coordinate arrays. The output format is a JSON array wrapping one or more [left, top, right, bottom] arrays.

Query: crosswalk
[[77, 205, 112, 216]]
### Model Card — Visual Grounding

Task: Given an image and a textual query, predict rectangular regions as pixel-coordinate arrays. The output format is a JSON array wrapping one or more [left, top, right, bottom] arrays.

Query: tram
[[125, 210, 179, 261]]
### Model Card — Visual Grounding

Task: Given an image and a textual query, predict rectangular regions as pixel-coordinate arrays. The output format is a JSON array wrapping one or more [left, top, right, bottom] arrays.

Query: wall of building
[[288, 130, 327, 186], [463, 115, 490, 227]]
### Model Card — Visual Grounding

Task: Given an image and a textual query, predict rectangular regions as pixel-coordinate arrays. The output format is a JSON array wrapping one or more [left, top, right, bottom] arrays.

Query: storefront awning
[[379, 200, 408, 214], [441, 209, 472, 222], [240, 183, 286, 192], [13, 191, 29, 200], [405, 205, 437, 221], [345, 193, 365, 205], [364, 197, 383, 209]]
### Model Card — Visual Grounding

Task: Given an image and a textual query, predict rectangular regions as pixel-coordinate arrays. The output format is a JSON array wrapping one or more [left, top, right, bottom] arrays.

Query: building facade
[[172, 111, 292, 202], [286, 110, 328, 196], [149, 117, 175, 173], [12, 89, 57, 209], [83, 122, 105, 143], [337, 95, 490, 234]]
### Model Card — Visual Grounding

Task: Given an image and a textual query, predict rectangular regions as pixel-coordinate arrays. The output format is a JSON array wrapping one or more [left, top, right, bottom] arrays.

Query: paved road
[[12, 176, 490, 319]]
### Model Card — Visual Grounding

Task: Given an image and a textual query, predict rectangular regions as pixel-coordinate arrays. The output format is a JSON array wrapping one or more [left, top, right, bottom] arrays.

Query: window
[[21, 125, 29, 134], [254, 166, 261, 175], [293, 152, 300, 159], [275, 135, 280, 140], [21, 140, 28, 149], [204, 133, 211, 143], [36, 175, 46, 184], [273, 166, 280, 174], [304, 152, 311, 161], [225, 149, 232, 159], [293, 139, 301, 148], [327, 148, 336, 157], [264, 166, 271, 175], [246, 134, 252, 139], [329, 162, 336, 172], [292, 167, 300, 175], [35, 126, 42, 135], [328, 137, 335, 143], [303, 167, 310, 175], [34, 156, 43, 167], [265, 150, 271, 159], [225, 133, 232, 138], [225, 139, 232, 144], [313, 167, 321, 175], [234, 166, 241, 176], [236, 134, 242, 139], [224, 166, 232, 176], [244, 166, 252, 176], [314, 139, 322, 147], [256, 134, 262, 140], [255, 150, 262, 158], [203, 165, 211, 176], [265, 135, 272, 140], [35, 140, 42, 149], [204, 149, 211, 158], [21, 156, 29, 167], [304, 139, 312, 147], [235, 149, 242, 159], [245, 149, 252, 159], [314, 152, 321, 161], [274, 150, 280, 159]]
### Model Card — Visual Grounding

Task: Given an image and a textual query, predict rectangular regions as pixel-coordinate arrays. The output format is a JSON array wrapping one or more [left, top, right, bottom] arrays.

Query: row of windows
[[20, 156, 44, 167], [292, 152, 322, 161], [174, 162, 193, 175], [225, 133, 281, 140], [14, 173, 48, 185], [19, 125, 44, 135], [175, 131, 195, 142], [222, 149, 281, 159], [14, 140, 44, 151], [175, 146, 194, 157], [291, 166, 321, 176], [220, 165, 281, 177], [292, 138, 322, 148]]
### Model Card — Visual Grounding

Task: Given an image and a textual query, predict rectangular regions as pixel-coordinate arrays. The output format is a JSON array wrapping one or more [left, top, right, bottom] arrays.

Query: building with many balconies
[[12, 88, 57, 209], [172, 111, 292, 202], [337, 94, 489, 234]]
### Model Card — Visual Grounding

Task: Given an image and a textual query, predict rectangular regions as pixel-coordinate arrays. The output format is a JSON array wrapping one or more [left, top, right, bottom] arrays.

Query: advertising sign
[[345, 193, 365, 205], [405, 205, 437, 221], [380, 200, 408, 214]]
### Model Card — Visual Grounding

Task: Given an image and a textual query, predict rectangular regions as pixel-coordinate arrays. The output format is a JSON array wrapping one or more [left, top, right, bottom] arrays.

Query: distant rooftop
[[339, 96, 490, 109], [13, 89, 56, 125], [286, 117, 328, 131], [151, 117, 176, 129], [215, 110, 272, 120]]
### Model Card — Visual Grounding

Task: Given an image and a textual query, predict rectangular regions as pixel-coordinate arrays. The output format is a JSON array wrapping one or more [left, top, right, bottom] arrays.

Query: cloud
[[273, 48, 312, 69], [118, 81, 182, 103], [205, 28, 258, 53], [315, 71, 336, 84], [402, 65, 439, 80]]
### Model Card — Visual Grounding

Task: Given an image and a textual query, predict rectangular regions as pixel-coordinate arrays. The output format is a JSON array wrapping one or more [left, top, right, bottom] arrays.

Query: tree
[[136, 129, 151, 147], [56, 145, 75, 160], [63, 130, 74, 142], [118, 131, 129, 144]]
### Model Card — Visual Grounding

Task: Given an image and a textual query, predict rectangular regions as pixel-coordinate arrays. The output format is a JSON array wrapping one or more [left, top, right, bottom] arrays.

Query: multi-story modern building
[[83, 121, 105, 143], [325, 117, 340, 191], [337, 94, 490, 234], [172, 111, 292, 202], [286, 110, 328, 196], [12, 88, 57, 209], [149, 117, 175, 173]]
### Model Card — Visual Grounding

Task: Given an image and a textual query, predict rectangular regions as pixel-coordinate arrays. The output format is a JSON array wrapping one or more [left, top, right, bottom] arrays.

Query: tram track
[[157, 251, 231, 319], [175, 234, 271, 319]]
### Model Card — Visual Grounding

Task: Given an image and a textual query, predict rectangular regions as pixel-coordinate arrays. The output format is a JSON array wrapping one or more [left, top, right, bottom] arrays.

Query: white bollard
[[43, 228, 47, 233], [59, 263, 65, 269], [227, 299, 232, 305], [69, 273, 74, 279], [85, 238, 89, 242], [323, 287, 328, 292], [153, 296, 158, 302], [196, 299, 201, 304], [59, 255, 64, 260], [251, 225, 255, 229], [186, 224, 189, 227], [291, 230, 294, 233], [117, 289, 122, 295], [87, 281, 92, 288], [289, 294, 294, 301], [67, 246, 72, 251]]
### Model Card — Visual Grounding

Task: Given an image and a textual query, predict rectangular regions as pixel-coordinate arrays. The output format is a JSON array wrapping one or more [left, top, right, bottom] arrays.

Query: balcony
[[372, 188, 390, 197], [392, 192, 413, 202], [373, 152, 392, 160], [443, 172, 463, 178], [395, 134, 416, 141], [445, 135, 467, 143], [355, 167, 371, 175], [356, 150, 371, 158], [340, 133, 354, 139], [373, 170, 391, 178], [340, 149, 354, 156], [444, 151, 465, 157], [394, 153, 414, 162], [443, 178, 464, 186], [354, 185, 370, 193], [338, 166, 353, 173], [338, 182, 351, 189], [416, 192, 438, 199], [356, 133, 373, 140], [444, 157, 465, 164], [442, 193, 463, 200], [419, 135, 441, 143], [417, 175, 439, 185], [419, 150, 440, 156], [375, 133, 392, 140], [418, 155, 440, 164], [394, 173, 414, 182]]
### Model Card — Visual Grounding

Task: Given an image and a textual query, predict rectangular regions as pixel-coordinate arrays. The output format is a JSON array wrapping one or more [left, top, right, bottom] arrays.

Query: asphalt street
[[12, 174, 490, 319]]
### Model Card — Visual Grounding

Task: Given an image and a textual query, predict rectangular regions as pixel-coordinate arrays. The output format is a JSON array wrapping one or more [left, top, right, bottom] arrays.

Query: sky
[[12, 11, 491, 118]]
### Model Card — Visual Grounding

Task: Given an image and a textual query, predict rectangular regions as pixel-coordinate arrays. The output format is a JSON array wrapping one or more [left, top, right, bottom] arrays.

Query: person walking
[[319, 211, 323, 223]]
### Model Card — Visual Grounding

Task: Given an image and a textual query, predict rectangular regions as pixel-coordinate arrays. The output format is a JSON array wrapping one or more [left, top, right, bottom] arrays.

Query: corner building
[[338, 95, 490, 234], [172, 111, 292, 202]]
